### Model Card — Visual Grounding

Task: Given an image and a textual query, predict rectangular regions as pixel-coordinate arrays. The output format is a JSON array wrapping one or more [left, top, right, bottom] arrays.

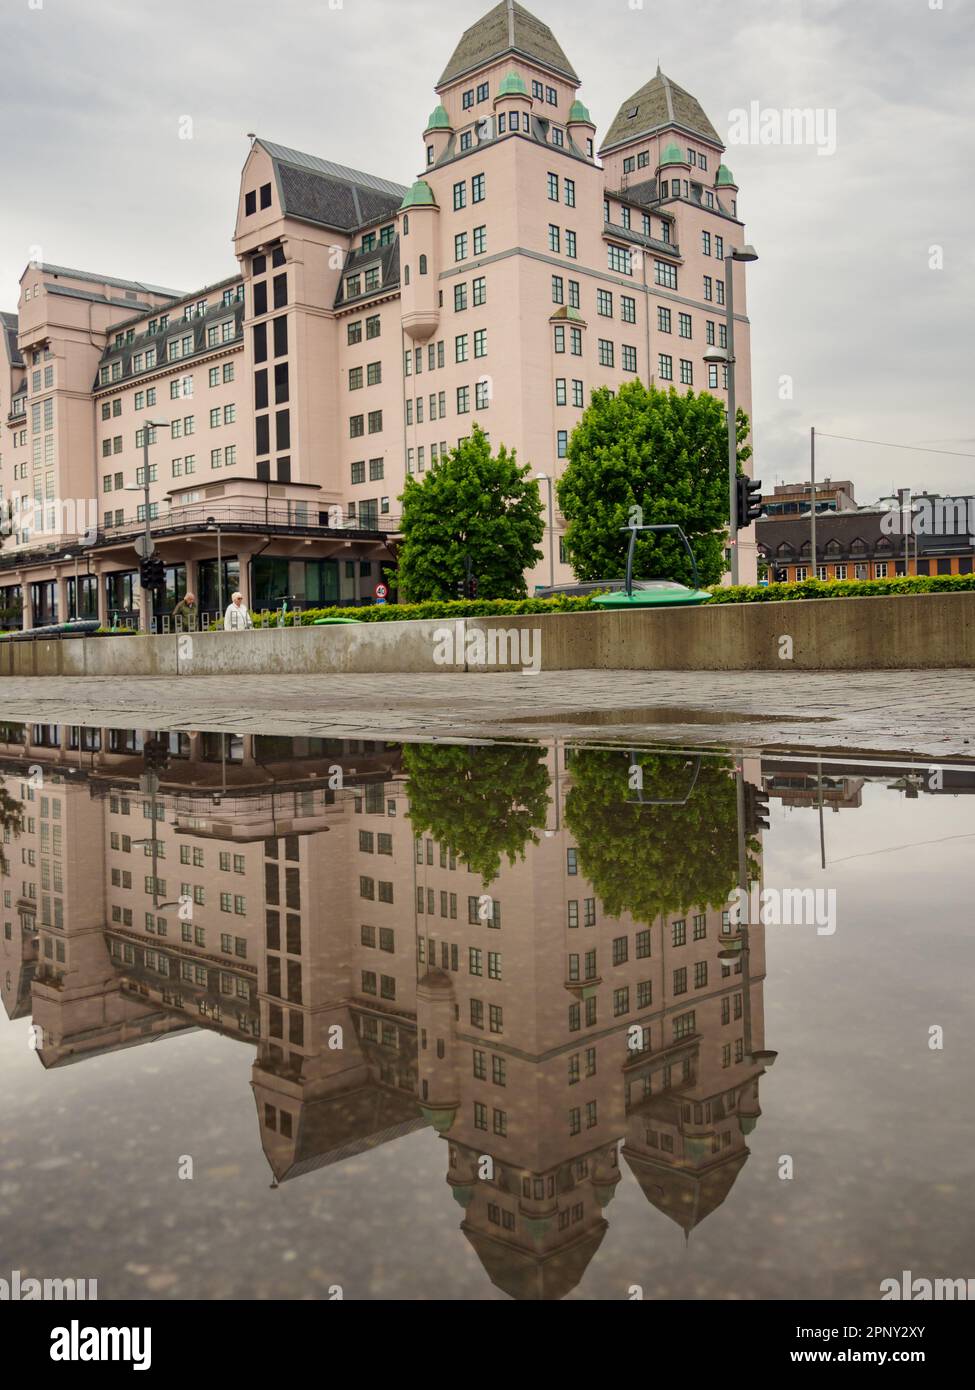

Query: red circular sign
[[374, 583, 388, 599]]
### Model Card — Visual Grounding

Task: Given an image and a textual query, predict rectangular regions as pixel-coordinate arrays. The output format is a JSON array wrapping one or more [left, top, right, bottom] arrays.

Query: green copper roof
[[426, 104, 451, 131], [399, 179, 437, 210], [716, 163, 736, 185], [568, 99, 592, 123], [549, 304, 586, 324], [451, 1184, 475, 1207], [741, 1116, 758, 1135], [498, 69, 529, 97], [659, 141, 685, 167], [419, 1104, 456, 1133]]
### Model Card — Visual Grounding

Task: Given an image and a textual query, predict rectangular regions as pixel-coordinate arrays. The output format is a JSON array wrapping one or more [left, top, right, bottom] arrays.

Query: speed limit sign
[[374, 583, 388, 604]]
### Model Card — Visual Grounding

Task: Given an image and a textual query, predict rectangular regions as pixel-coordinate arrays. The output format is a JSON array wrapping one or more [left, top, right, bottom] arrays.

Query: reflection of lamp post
[[534, 472, 555, 588], [702, 245, 759, 585]]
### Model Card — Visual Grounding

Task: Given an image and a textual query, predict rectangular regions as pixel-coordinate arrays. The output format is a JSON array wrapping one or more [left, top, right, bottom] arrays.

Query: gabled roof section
[[1, 310, 23, 367], [438, 0, 578, 87], [255, 139, 407, 232], [601, 69, 722, 154]]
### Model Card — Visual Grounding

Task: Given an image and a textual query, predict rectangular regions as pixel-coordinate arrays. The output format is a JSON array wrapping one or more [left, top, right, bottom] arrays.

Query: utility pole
[[810, 426, 817, 578]]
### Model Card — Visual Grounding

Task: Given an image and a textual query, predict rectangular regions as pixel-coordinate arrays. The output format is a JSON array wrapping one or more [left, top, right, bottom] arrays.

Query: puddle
[[1, 722, 972, 1301]]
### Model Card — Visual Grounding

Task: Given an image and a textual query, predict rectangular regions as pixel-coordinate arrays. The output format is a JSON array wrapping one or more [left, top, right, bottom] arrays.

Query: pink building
[[0, 0, 757, 627]]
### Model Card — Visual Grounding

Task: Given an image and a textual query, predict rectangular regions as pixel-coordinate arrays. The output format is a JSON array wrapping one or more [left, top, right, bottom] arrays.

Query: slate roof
[[255, 139, 407, 232], [602, 69, 722, 153], [438, 0, 578, 86], [0, 310, 22, 367], [332, 239, 401, 310]]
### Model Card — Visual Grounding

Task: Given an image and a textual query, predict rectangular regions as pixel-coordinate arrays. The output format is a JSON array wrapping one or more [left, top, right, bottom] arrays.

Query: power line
[[816, 432, 975, 460]]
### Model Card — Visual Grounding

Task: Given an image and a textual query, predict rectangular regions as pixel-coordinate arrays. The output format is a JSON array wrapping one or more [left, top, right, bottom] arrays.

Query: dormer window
[[346, 274, 361, 298], [626, 105, 638, 119], [362, 232, 376, 251]]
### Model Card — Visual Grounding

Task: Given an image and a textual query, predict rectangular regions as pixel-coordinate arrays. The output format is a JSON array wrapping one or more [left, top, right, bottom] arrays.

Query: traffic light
[[744, 783, 771, 835], [140, 554, 165, 591], [455, 576, 466, 601], [143, 736, 170, 773], [735, 476, 764, 531], [466, 575, 478, 600]]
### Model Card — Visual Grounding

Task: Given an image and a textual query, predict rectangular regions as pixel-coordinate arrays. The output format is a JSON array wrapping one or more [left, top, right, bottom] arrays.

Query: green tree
[[556, 381, 752, 587], [564, 749, 753, 924], [402, 742, 551, 884], [396, 426, 544, 601]]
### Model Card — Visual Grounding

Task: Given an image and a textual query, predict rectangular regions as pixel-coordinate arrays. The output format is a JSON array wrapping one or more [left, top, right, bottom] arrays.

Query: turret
[[424, 104, 453, 166], [493, 69, 533, 137], [398, 179, 440, 341], [567, 98, 596, 159]]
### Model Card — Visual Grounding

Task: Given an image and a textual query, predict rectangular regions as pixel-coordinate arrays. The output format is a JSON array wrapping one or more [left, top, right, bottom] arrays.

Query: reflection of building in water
[[0, 724, 771, 1298], [765, 771, 864, 812]]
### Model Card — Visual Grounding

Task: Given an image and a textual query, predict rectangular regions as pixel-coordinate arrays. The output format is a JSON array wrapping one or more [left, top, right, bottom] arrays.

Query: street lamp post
[[125, 418, 169, 630], [535, 472, 555, 587], [206, 515, 223, 618], [703, 245, 759, 585]]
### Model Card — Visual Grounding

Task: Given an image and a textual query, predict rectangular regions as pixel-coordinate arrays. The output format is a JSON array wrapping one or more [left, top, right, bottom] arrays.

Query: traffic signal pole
[[725, 256, 739, 584]]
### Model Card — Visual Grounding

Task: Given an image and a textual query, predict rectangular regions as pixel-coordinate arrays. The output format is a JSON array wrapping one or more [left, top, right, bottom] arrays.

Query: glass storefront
[[198, 557, 240, 614], [67, 575, 99, 621], [29, 580, 58, 627], [252, 556, 340, 610], [105, 571, 138, 624], [0, 585, 23, 630]]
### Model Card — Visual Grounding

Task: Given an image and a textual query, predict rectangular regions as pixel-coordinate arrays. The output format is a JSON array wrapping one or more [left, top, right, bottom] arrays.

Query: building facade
[[1, 0, 758, 627]]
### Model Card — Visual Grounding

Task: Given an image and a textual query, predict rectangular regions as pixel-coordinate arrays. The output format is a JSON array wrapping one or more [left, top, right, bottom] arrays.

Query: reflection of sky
[[1, 772, 973, 1301]]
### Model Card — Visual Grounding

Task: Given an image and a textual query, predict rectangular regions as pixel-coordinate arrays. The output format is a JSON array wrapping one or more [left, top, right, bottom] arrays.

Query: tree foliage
[[556, 381, 751, 588], [402, 742, 551, 884], [564, 749, 753, 924], [396, 426, 544, 601]]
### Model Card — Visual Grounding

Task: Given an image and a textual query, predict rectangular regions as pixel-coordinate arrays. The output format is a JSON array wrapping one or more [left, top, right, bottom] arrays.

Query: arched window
[[419, 254, 428, 275], [403, 214, 410, 235], [404, 264, 410, 286]]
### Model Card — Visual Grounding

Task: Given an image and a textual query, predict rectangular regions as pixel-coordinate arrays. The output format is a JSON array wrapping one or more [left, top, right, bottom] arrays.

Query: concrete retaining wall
[[2, 592, 973, 676]]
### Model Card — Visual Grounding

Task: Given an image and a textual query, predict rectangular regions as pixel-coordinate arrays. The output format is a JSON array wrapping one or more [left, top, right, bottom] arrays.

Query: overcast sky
[[2, 0, 972, 498]]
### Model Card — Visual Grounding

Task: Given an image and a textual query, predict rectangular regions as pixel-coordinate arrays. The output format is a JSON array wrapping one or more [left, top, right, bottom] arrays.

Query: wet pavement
[[1, 714, 973, 1301]]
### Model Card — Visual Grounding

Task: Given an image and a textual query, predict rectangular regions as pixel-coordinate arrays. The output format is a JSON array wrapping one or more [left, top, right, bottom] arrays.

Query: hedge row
[[251, 595, 597, 626], [707, 573, 975, 604]]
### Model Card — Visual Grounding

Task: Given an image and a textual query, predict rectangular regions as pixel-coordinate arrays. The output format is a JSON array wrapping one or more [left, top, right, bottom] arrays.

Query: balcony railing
[[102, 501, 400, 539]]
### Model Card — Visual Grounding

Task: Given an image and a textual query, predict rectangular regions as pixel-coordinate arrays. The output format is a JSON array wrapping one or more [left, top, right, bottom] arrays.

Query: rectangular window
[[658, 353, 673, 381], [455, 232, 467, 262], [622, 344, 637, 373], [655, 260, 678, 289]]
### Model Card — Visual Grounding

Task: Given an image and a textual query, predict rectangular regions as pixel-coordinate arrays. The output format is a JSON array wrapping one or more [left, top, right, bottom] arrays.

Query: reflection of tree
[[403, 743, 551, 885], [0, 784, 25, 877], [564, 750, 749, 924]]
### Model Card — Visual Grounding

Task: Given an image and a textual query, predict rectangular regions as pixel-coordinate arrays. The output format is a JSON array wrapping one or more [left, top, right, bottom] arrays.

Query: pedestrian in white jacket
[[224, 592, 253, 631]]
